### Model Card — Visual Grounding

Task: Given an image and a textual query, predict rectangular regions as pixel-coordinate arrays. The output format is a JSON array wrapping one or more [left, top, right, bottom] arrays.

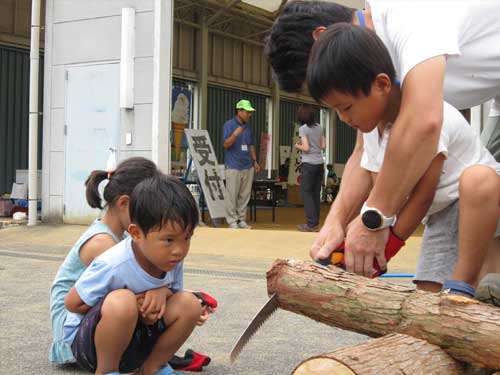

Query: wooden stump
[[267, 259, 500, 369], [291, 333, 465, 375]]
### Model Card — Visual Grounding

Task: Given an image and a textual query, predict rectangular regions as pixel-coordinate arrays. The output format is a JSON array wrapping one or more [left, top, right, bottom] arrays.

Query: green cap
[[235, 99, 256, 112]]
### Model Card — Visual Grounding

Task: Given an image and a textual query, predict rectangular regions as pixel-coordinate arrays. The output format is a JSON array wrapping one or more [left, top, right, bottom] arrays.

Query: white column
[[322, 108, 331, 163], [198, 19, 209, 130], [28, 0, 41, 226], [270, 81, 280, 175], [267, 97, 273, 179], [152, 0, 173, 173]]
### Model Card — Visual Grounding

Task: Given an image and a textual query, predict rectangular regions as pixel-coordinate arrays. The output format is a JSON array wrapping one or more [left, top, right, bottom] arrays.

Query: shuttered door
[[279, 100, 300, 149], [0, 46, 43, 195], [334, 114, 356, 164], [207, 85, 267, 165]]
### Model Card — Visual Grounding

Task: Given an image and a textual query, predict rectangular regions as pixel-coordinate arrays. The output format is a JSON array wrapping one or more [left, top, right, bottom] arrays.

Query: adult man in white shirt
[[266, 0, 500, 279]]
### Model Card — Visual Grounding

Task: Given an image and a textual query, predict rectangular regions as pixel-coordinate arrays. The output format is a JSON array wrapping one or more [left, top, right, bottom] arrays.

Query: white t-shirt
[[361, 102, 500, 219], [371, 0, 500, 110]]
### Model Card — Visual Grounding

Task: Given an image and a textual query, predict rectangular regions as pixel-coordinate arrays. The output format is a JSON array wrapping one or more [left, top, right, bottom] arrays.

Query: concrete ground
[[0, 206, 421, 375]]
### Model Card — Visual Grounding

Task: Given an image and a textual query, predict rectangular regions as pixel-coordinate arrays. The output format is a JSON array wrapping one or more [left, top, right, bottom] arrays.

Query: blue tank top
[[49, 220, 119, 364]]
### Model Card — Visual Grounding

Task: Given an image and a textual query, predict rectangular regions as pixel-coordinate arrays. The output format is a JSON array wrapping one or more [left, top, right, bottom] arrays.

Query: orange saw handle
[[315, 242, 388, 277]]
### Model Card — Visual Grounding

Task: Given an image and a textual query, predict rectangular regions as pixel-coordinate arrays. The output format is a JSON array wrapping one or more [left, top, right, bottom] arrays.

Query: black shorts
[[71, 298, 167, 373]]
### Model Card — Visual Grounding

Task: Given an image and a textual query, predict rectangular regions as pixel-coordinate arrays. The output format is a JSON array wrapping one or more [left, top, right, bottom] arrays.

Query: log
[[267, 259, 500, 369], [291, 333, 465, 375]]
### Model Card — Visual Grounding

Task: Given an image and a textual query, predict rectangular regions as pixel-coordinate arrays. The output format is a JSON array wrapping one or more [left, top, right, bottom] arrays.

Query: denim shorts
[[71, 298, 167, 373]]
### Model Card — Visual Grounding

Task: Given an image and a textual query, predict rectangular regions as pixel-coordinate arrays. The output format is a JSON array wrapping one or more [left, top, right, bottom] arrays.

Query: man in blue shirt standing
[[223, 99, 260, 229]]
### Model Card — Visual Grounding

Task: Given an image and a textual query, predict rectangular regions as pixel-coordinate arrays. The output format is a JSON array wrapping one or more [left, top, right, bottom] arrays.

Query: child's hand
[[136, 287, 173, 322], [192, 291, 217, 326], [197, 305, 213, 326], [136, 295, 158, 325], [139, 309, 160, 326]]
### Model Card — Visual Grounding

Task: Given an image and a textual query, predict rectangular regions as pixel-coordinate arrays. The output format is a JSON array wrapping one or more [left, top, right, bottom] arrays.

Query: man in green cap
[[223, 99, 260, 229]]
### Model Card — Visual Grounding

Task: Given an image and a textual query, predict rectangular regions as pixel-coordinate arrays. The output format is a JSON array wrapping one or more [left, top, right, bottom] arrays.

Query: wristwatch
[[361, 202, 397, 231]]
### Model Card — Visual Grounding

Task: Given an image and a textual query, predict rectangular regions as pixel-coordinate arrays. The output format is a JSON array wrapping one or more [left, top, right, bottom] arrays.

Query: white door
[[64, 64, 120, 224]]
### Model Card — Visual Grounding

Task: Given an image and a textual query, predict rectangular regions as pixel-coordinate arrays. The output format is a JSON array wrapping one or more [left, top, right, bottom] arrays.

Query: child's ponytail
[[85, 170, 109, 209], [84, 157, 158, 211]]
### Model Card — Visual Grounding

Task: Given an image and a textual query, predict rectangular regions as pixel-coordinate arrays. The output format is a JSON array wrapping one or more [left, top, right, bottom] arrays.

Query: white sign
[[185, 129, 227, 219], [288, 123, 302, 186]]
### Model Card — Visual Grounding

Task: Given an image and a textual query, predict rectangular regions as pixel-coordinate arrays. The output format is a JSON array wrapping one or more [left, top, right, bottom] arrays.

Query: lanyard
[[357, 9, 366, 28]]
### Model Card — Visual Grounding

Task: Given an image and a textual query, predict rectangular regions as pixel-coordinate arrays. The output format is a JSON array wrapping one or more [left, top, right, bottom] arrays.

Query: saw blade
[[229, 293, 279, 364]]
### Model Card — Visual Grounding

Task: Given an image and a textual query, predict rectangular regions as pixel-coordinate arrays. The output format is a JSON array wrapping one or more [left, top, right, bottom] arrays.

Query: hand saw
[[229, 249, 357, 363], [229, 293, 279, 363], [229, 242, 395, 363]]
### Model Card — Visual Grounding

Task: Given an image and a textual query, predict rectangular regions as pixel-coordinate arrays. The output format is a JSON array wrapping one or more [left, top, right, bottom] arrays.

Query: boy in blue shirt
[[63, 174, 206, 375]]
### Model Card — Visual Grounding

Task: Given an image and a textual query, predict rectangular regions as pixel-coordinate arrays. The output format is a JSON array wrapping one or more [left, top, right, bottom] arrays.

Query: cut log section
[[267, 259, 500, 369], [291, 333, 465, 375]]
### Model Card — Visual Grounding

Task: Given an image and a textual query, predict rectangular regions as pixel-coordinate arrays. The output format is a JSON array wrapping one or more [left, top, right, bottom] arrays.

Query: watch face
[[362, 210, 382, 230]]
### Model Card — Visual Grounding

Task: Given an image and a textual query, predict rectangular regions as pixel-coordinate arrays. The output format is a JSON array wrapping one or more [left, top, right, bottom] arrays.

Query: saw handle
[[314, 230, 405, 277]]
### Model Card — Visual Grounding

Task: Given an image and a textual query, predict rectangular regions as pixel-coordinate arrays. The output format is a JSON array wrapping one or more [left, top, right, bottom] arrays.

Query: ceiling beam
[[206, 0, 241, 26]]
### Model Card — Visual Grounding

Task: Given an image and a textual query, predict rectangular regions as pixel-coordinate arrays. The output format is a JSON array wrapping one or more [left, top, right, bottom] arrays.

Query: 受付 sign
[[185, 129, 227, 219]]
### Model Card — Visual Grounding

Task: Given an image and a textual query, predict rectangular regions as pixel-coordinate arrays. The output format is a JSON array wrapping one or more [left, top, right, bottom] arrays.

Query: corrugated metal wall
[[208, 34, 269, 87], [279, 100, 301, 148], [172, 23, 197, 73], [0, 46, 43, 195], [334, 114, 356, 164], [207, 85, 267, 164], [279, 100, 321, 148], [172, 8, 271, 91]]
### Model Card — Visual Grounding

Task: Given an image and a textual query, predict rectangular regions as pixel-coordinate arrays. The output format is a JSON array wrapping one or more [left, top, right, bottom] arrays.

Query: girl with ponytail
[[49, 157, 158, 364]]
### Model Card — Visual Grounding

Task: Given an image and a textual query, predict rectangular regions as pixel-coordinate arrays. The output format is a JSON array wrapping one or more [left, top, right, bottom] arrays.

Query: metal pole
[[28, 0, 41, 226]]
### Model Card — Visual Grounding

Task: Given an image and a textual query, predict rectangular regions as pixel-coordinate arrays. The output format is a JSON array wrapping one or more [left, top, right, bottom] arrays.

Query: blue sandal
[[155, 364, 182, 375]]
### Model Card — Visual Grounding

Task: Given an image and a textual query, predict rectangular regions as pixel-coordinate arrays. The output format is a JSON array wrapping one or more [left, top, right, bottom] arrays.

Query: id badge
[[241, 144, 248, 151]]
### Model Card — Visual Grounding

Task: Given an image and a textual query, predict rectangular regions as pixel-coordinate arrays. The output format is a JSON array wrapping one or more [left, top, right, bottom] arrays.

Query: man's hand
[[233, 126, 244, 137], [310, 220, 345, 261], [253, 161, 261, 173], [345, 216, 389, 277]]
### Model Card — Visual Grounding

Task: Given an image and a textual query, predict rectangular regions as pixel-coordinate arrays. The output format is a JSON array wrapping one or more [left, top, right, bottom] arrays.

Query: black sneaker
[[475, 273, 500, 306]]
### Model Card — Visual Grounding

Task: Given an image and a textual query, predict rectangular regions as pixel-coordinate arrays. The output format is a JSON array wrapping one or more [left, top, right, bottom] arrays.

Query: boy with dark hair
[[307, 23, 500, 297], [63, 173, 207, 375]]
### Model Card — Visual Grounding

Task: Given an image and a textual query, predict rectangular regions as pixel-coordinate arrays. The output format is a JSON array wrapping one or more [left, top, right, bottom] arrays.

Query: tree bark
[[267, 259, 500, 369], [291, 333, 465, 375]]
